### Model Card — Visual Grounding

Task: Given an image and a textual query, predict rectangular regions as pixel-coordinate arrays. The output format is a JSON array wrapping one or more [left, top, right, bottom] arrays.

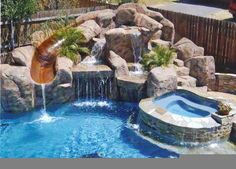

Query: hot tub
[[154, 90, 218, 118], [138, 90, 232, 145]]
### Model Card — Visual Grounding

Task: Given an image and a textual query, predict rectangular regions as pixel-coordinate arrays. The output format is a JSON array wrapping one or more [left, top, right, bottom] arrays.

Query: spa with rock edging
[[139, 90, 236, 145]]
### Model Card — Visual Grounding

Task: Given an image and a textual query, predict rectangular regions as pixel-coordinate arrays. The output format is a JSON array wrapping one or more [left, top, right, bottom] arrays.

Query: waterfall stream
[[77, 74, 113, 100], [41, 84, 47, 112], [38, 84, 56, 123], [130, 31, 143, 75]]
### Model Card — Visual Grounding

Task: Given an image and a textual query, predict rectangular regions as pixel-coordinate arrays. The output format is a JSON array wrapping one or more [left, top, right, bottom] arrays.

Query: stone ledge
[[211, 112, 236, 125], [117, 74, 147, 89], [72, 64, 113, 78], [116, 74, 147, 101]]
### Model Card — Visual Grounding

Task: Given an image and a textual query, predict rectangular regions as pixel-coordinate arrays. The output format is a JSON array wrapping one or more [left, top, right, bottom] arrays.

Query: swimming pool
[[154, 90, 218, 118], [0, 100, 178, 158]]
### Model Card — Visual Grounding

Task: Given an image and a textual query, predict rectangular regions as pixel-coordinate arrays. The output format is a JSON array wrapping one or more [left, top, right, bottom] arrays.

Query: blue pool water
[[155, 90, 218, 118], [0, 100, 178, 158]]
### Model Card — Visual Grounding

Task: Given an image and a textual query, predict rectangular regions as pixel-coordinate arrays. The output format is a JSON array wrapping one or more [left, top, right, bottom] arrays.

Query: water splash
[[73, 100, 111, 108]]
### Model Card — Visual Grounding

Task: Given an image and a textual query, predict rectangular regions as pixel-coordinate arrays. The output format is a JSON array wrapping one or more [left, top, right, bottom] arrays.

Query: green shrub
[[141, 46, 175, 71], [55, 27, 90, 63], [2, 0, 38, 49]]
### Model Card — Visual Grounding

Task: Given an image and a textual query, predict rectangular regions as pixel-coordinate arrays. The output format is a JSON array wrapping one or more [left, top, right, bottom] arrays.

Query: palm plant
[[54, 27, 90, 63], [141, 46, 175, 71]]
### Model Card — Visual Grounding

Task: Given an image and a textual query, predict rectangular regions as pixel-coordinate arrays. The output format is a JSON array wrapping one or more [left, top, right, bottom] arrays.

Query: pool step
[[177, 76, 197, 87]]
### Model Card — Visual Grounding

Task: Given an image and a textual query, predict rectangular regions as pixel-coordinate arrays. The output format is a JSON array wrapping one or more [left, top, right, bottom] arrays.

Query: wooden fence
[[148, 7, 236, 72]]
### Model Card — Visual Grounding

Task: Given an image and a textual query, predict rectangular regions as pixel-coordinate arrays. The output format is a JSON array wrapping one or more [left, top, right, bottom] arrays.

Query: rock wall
[[215, 73, 236, 95]]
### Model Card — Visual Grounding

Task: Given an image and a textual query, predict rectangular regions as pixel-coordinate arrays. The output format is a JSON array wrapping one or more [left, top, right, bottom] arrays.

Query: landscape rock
[[175, 66, 190, 77], [134, 13, 163, 33], [118, 3, 164, 21], [75, 9, 114, 25], [173, 37, 204, 61], [1, 64, 34, 113], [150, 39, 171, 48], [117, 3, 147, 13], [11, 46, 36, 67], [173, 59, 184, 67], [177, 76, 197, 87], [151, 30, 162, 40], [96, 10, 116, 28], [160, 18, 175, 43], [185, 56, 216, 86], [107, 51, 129, 76], [105, 28, 143, 62], [147, 66, 177, 97], [116, 8, 137, 26], [77, 20, 101, 43], [117, 75, 147, 102], [145, 10, 164, 22]]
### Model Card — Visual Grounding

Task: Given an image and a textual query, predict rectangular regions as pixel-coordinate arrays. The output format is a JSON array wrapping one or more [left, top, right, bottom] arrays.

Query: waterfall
[[81, 39, 105, 64], [76, 74, 112, 100], [130, 31, 143, 75], [41, 84, 46, 112], [38, 84, 56, 123]]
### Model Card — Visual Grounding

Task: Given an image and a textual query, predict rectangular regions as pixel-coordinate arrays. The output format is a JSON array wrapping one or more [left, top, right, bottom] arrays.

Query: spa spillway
[[138, 90, 233, 145]]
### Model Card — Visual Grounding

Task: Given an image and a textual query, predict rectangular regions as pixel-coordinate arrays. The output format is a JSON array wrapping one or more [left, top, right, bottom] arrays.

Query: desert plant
[[217, 102, 232, 116], [141, 46, 175, 71], [54, 27, 90, 63]]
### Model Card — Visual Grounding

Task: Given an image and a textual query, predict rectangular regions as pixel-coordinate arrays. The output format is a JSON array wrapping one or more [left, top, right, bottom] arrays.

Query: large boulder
[[105, 28, 143, 62], [11, 45, 36, 67], [77, 20, 101, 43], [117, 75, 147, 102], [160, 18, 175, 43], [134, 13, 163, 33], [177, 76, 197, 87], [147, 66, 177, 97], [173, 38, 204, 61], [150, 39, 171, 48], [185, 56, 216, 86], [107, 51, 129, 76], [75, 9, 114, 25], [118, 3, 164, 21], [96, 10, 116, 37], [116, 8, 137, 26], [117, 3, 147, 13], [1, 64, 34, 113], [96, 10, 116, 28]]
